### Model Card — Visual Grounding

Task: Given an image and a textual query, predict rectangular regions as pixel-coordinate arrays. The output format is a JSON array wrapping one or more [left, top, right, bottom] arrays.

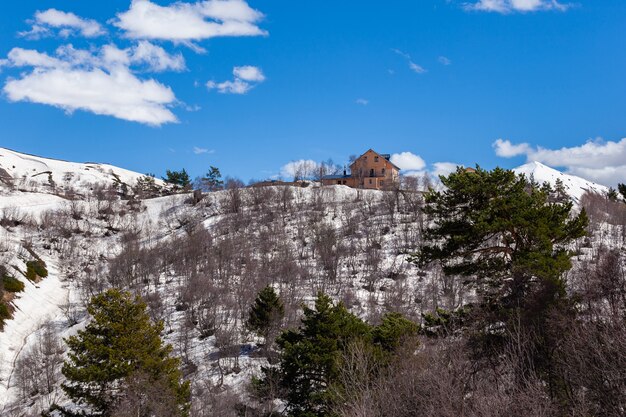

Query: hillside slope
[[0, 150, 613, 415], [0, 147, 161, 195]]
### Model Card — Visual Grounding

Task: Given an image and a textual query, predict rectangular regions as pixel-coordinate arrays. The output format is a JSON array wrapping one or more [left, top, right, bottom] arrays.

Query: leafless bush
[[0, 207, 30, 229], [14, 322, 64, 403]]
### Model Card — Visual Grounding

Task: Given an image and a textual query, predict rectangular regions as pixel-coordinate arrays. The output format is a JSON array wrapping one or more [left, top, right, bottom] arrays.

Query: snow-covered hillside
[[0, 150, 616, 415], [513, 161, 608, 203], [0, 147, 161, 195]]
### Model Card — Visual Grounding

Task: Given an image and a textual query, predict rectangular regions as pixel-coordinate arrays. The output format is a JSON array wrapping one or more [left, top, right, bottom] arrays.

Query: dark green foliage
[[275, 293, 371, 416], [261, 294, 418, 417], [608, 187, 619, 201], [202, 166, 224, 191], [133, 174, 162, 198], [247, 286, 285, 344], [550, 178, 569, 204], [420, 307, 469, 338], [372, 312, 419, 352], [416, 166, 587, 309], [163, 169, 191, 189], [60, 289, 190, 417], [0, 303, 10, 328], [0, 302, 9, 317], [26, 259, 48, 280], [415, 166, 588, 382], [2, 274, 24, 292]]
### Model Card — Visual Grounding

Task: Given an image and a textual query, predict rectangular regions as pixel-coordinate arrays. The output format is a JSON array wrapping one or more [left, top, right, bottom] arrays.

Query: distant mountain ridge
[[512, 161, 608, 204], [0, 148, 609, 204], [0, 147, 160, 194]]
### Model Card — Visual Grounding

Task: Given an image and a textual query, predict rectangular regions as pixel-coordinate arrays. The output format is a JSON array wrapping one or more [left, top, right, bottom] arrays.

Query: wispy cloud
[[409, 62, 427, 74], [130, 41, 186, 72], [493, 137, 626, 186], [464, 0, 571, 14], [20, 9, 105, 39], [438, 56, 452, 66], [193, 146, 214, 154], [355, 98, 369, 106], [233, 65, 265, 82], [392, 49, 427, 74], [207, 65, 265, 94]]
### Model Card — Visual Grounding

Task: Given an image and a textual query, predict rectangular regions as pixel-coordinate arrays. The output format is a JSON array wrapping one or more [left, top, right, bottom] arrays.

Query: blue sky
[[1, 0, 626, 185]]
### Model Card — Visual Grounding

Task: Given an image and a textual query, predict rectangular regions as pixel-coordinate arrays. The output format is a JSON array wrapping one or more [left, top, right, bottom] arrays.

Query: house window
[[382, 168, 386, 175], [337, 180, 341, 184], [374, 156, 379, 162], [370, 168, 375, 177], [381, 181, 385, 186], [369, 179, 373, 185]]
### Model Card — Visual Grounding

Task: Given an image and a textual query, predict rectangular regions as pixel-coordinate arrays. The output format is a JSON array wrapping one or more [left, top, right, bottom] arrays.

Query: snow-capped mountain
[[0, 147, 160, 195], [513, 161, 608, 203]]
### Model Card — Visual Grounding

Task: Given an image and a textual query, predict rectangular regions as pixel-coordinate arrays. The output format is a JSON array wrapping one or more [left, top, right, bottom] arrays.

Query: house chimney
[[343, 165, 347, 176]]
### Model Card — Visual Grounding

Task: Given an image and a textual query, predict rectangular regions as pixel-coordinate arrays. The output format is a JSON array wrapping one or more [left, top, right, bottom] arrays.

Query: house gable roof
[[349, 149, 401, 171]]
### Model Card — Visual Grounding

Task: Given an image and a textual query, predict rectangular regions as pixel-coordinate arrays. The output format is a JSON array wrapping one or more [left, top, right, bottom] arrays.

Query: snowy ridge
[[0, 147, 161, 194], [513, 161, 608, 203]]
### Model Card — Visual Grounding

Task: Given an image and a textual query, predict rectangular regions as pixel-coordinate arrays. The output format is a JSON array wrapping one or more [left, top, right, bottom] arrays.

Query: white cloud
[[391, 152, 426, 171], [438, 56, 452, 66], [432, 162, 461, 178], [280, 159, 320, 180], [233, 65, 265, 82], [2, 45, 178, 126], [207, 65, 264, 94], [464, 0, 571, 13], [393, 49, 427, 75], [131, 41, 186, 72], [207, 78, 251, 94], [5, 43, 185, 73], [193, 146, 214, 154], [493, 138, 532, 157], [21, 9, 105, 39], [355, 98, 369, 106], [114, 0, 267, 46], [409, 62, 427, 74], [493, 137, 626, 186], [4, 68, 177, 126], [4, 48, 65, 68]]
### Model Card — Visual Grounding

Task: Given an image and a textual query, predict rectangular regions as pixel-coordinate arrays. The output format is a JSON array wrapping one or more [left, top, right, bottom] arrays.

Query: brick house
[[321, 149, 400, 190]]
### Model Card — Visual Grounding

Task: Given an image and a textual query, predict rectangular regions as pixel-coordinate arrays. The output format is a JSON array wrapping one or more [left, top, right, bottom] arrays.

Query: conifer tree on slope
[[416, 166, 587, 379], [260, 293, 418, 417], [247, 285, 285, 350], [59, 289, 190, 417]]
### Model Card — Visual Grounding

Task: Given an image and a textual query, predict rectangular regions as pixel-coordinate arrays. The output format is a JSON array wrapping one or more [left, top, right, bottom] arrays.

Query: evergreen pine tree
[[607, 187, 619, 201], [552, 178, 569, 204], [163, 169, 191, 189], [372, 312, 419, 352], [247, 286, 285, 347], [59, 289, 190, 417], [416, 166, 588, 372], [202, 166, 224, 191], [272, 293, 371, 417], [255, 295, 418, 416]]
